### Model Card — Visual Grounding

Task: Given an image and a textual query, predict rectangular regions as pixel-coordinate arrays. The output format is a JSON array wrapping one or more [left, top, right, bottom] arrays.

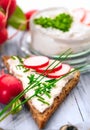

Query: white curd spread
[[7, 58, 74, 113], [30, 7, 90, 55]]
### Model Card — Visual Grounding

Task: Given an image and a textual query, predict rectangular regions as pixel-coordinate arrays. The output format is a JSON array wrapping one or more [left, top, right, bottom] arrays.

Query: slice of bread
[[3, 56, 80, 129]]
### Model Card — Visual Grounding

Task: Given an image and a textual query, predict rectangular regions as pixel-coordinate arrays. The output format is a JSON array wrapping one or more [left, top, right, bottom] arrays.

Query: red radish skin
[[36, 60, 62, 74], [24, 56, 49, 69], [0, 11, 6, 30], [47, 64, 71, 78], [0, 73, 23, 104], [72, 8, 86, 22], [1, 0, 16, 17], [25, 10, 38, 30], [82, 11, 90, 25], [0, 87, 12, 104], [0, 28, 8, 44], [0, 74, 23, 97]]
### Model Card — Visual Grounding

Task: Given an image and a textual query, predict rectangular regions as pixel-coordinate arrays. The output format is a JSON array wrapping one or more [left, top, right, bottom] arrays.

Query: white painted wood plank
[[73, 75, 90, 122]]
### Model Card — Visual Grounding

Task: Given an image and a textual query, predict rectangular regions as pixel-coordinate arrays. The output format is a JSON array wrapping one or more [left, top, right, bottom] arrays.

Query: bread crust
[[2, 56, 80, 129]]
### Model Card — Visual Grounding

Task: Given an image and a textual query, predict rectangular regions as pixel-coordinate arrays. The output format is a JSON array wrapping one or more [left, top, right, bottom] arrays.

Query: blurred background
[[17, 0, 90, 12]]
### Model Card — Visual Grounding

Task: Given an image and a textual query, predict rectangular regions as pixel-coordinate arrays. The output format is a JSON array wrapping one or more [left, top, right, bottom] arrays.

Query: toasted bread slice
[[3, 56, 80, 129]]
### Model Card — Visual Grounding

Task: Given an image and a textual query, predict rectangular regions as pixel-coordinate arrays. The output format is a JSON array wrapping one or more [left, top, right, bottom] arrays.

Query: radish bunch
[[24, 56, 71, 78], [0, 0, 16, 44], [0, 11, 8, 44], [0, 0, 37, 45]]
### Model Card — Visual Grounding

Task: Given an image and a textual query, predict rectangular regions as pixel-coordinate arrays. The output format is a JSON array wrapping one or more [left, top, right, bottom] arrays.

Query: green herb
[[11, 99, 22, 114], [11, 56, 23, 63], [38, 98, 50, 106], [16, 56, 23, 63], [34, 16, 53, 28], [11, 56, 17, 60], [23, 68, 30, 72], [0, 49, 74, 120], [16, 64, 29, 72], [36, 95, 45, 100], [27, 74, 36, 84], [34, 13, 73, 32], [45, 79, 56, 83], [11, 56, 30, 72]]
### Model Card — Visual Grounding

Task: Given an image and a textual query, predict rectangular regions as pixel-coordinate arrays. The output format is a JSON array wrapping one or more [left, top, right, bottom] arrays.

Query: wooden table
[[0, 28, 90, 130]]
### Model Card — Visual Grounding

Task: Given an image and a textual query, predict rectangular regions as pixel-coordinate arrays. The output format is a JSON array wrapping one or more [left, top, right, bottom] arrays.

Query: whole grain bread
[[3, 56, 80, 129]]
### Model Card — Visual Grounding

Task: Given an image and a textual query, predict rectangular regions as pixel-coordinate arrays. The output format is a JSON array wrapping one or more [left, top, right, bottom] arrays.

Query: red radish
[[0, 11, 6, 30], [1, 0, 16, 17], [24, 56, 49, 69], [0, 28, 8, 44], [36, 60, 62, 74], [0, 73, 23, 104], [72, 8, 86, 22], [82, 11, 90, 25], [47, 64, 71, 78], [25, 10, 38, 30], [0, 87, 12, 104]]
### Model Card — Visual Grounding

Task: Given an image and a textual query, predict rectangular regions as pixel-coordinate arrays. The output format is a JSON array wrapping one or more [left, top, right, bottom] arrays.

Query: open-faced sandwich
[[1, 54, 80, 129]]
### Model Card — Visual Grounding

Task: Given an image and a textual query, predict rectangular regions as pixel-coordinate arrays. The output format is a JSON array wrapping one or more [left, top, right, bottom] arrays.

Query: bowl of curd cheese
[[29, 7, 90, 71]]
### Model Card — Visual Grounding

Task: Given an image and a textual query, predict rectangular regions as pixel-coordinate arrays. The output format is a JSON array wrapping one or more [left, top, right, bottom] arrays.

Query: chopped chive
[[45, 91, 51, 98], [11, 56, 16, 60], [36, 95, 45, 100], [16, 64, 30, 73], [17, 56, 23, 63], [23, 69, 29, 72], [34, 13, 73, 32], [45, 79, 57, 83], [38, 98, 50, 106]]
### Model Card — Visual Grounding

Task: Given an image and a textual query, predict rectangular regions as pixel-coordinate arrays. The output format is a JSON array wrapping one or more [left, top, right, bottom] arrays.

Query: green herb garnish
[[16, 64, 29, 72], [11, 56, 23, 63], [16, 56, 23, 63], [11, 99, 22, 114], [11, 56, 17, 60], [11, 56, 29, 72], [38, 98, 50, 106], [34, 13, 73, 32]]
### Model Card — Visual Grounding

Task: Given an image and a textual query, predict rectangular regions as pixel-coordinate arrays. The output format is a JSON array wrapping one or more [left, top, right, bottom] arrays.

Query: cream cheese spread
[[7, 58, 74, 113]]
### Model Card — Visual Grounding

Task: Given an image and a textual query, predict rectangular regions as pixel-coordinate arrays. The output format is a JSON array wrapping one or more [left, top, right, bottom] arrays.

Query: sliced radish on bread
[[72, 8, 86, 22], [24, 56, 49, 69], [36, 60, 62, 73], [47, 64, 71, 78], [82, 11, 90, 25]]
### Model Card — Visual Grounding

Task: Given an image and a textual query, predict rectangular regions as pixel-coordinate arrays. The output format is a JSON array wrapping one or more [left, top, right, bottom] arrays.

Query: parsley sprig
[[34, 13, 73, 32]]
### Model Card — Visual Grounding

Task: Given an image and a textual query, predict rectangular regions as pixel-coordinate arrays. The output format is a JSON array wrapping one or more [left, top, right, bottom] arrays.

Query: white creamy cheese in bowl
[[30, 7, 90, 56]]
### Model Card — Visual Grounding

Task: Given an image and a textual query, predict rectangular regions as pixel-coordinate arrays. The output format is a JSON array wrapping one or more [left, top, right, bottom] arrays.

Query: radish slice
[[72, 8, 86, 22], [24, 56, 49, 69], [82, 11, 90, 25], [47, 64, 71, 78], [36, 60, 62, 73]]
